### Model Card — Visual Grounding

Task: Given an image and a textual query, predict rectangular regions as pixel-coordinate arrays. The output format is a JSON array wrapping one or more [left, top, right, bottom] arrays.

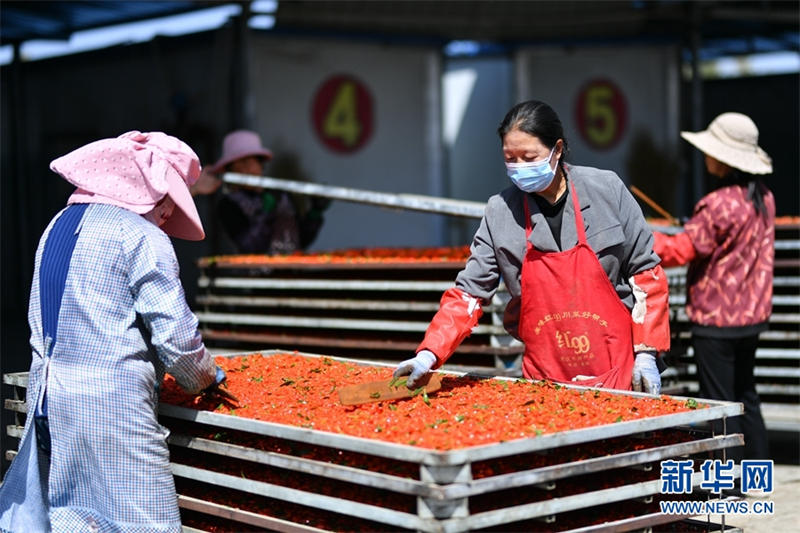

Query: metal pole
[[690, 3, 705, 205], [222, 173, 488, 219], [232, 1, 254, 130]]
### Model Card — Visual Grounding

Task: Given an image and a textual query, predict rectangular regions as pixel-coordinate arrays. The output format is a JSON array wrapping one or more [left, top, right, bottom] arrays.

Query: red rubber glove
[[630, 265, 671, 353], [653, 231, 696, 268], [416, 287, 483, 366]]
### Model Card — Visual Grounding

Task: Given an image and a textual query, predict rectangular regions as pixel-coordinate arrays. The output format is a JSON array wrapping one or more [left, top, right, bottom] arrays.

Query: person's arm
[[616, 184, 671, 354], [685, 201, 731, 257], [395, 208, 502, 387], [653, 231, 696, 267], [424, 209, 506, 363], [629, 265, 670, 354], [614, 181, 670, 394], [217, 193, 250, 243], [629, 263, 670, 394], [397, 287, 483, 388], [426, 205, 513, 348], [656, 194, 725, 266], [629, 264, 668, 394], [218, 191, 274, 254], [415, 287, 483, 366], [298, 196, 329, 249], [190, 168, 222, 196], [128, 230, 216, 394]]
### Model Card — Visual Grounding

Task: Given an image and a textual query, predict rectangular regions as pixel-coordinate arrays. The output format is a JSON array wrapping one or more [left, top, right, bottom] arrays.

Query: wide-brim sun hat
[[680, 112, 772, 175], [51, 130, 206, 240], [208, 129, 273, 174]]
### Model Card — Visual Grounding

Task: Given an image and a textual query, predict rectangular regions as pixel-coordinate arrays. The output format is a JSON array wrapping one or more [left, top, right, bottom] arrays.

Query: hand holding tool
[[338, 373, 443, 406], [393, 350, 437, 389], [202, 366, 239, 405]]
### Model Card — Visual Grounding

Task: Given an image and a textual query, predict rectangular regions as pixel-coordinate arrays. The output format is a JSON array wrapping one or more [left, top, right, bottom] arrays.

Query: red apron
[[519, 182, 634, 390]]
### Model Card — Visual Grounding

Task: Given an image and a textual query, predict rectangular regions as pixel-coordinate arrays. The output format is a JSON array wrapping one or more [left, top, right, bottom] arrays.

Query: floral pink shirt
[[684, 184, 775, 327]]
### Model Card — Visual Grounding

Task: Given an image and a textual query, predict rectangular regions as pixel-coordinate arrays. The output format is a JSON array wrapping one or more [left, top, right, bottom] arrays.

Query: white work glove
[[393, 350, 437, 389], [632, 351, 661, 395]]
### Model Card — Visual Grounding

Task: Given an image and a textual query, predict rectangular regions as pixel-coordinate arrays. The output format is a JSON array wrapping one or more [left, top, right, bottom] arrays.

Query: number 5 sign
[[312, 74, 374, 154], [574, 78, 628, 150]]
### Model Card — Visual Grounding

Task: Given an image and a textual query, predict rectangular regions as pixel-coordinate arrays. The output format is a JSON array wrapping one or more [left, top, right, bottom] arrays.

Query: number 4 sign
[[312, 74, 374, 154]]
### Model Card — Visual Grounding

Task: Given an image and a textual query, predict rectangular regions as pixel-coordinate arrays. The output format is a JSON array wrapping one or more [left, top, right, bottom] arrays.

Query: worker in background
[[0, 131, 228, 532], [653, 112, 774, 462], [395, 100, 670, 394], [206, 130, 330, 255]]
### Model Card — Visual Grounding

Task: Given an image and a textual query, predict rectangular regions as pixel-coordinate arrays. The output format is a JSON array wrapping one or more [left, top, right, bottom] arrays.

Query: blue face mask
[[505, 147, 558, 193]]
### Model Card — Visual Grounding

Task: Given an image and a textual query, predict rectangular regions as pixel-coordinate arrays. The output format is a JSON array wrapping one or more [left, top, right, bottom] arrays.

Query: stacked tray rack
[[4, 350, 745, 532], [194, 223, 800, 434], [194, 248, 523, 374]]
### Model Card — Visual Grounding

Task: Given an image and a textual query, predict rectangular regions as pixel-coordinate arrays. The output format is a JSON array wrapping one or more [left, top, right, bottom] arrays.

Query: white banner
[[248, 36, 443, 250], [515, 45, 680, 186]]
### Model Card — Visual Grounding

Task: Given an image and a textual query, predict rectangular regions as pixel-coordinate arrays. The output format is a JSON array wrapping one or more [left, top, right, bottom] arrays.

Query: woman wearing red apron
[[395, 100, 670, 393]]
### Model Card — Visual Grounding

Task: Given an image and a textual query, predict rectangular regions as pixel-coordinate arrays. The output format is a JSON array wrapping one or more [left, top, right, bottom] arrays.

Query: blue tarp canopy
[[2, 1, 797, 55], [1, 1, 218, 45]]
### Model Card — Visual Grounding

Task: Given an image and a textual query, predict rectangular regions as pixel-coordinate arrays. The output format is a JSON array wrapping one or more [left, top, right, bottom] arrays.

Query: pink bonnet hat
[[51, 130, 205, 241], [208, 130, 273, 174]]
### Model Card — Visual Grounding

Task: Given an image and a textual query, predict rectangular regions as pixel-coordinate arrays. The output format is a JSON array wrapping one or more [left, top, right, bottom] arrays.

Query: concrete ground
[[693, 464, 800, 532], [693, 430, 799, 532]]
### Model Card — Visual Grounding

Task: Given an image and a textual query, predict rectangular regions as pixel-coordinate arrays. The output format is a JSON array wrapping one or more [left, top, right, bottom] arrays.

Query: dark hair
[[726, 169, 769, 219], [498, 100, 569, 160]]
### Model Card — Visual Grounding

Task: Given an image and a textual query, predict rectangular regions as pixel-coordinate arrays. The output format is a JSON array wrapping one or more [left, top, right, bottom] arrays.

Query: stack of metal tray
[[4, 350, 744, 532], [195, 251, 524, 374]]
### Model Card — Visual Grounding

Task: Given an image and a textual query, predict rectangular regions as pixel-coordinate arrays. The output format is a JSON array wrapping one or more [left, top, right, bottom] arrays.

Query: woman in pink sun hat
[[653, 112, 775, 464], [207, 129, 331, 255], [0, 131, 231, 532]]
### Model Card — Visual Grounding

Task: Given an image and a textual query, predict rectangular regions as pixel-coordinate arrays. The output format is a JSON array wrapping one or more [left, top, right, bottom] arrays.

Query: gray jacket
[[455, 164, 659, 339]]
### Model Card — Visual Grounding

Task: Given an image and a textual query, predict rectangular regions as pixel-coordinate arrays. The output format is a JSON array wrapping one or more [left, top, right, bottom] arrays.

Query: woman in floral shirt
[[654, 112, 774, 462]]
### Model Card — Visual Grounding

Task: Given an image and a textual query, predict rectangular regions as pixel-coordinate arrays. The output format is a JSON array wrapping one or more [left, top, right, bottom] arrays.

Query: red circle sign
[[574, 79, 628, 150], [312, 74, 373, 154]]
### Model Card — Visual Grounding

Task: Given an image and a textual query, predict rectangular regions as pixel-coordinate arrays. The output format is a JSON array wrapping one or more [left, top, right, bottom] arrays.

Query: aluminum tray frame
[[166, 464, 738, 533], [197, 257, 470, 270], [4, 350, 745, 533], [3, 350, 743, 468], [162, 350, 743, 468], [165, 430, 741, 502]]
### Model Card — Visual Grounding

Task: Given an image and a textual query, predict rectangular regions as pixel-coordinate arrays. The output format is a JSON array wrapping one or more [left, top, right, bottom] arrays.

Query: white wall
[[442, 56, 513, 244], [248, 36, 444, 251], [515, 45, 680, 184], [244, 40, 681, 249]]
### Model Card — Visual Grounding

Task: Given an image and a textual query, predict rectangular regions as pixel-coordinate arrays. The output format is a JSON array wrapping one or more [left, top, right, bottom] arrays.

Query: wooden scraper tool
[[338, 374, 443, 406]]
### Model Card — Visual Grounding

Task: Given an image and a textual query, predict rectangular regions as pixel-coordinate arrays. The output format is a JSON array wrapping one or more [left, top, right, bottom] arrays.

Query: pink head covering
[[50, 130, 205, 241], [208, 130, 273, 174]]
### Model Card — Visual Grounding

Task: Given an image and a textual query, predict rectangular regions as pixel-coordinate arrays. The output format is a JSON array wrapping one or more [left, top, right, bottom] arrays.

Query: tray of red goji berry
[[193, 247, 525, 370], [196, 245, 472, 270], [151, 350, 743, 532]]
